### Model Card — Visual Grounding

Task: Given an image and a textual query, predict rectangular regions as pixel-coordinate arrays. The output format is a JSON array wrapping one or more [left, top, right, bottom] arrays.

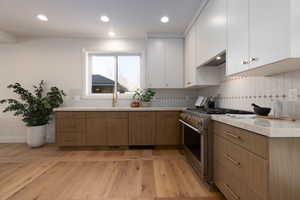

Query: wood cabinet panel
[[107, 118, 129, 146], [86, 118, 107, 146], [58, 132, 83, 146], [129, 112, 156, 145], [213, 121, 268, 158], [86, 112, 129, 146], [155, 112, 181, 145], [213, 122, 268, 200], [55, 112, 85, 146], [215, 135, 268, 200], [56, 111, 181, 147]]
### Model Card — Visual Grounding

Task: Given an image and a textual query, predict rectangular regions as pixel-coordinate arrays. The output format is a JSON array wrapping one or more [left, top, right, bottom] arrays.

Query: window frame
[[82, 49, 143, 99]]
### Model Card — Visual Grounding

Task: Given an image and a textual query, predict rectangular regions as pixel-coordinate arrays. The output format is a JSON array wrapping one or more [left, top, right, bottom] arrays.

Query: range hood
[[200, 51, 226, 67]]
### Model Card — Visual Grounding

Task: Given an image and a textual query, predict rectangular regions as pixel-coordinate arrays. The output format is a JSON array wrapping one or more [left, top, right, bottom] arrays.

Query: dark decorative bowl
[[253, 107, 271, 116]]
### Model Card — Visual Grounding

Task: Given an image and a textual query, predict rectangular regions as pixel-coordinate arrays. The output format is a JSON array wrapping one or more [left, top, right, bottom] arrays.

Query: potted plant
[[133, 89, 156, 107], [0, 81, 66, 147]]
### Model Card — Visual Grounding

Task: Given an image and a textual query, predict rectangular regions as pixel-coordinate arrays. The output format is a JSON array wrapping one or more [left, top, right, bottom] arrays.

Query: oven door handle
[[179, 119, 200, 134]]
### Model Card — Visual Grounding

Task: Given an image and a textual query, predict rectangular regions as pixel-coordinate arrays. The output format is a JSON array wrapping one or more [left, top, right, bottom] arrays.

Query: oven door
[[179, 119, 206, 178], [180, 120, 204, 162]]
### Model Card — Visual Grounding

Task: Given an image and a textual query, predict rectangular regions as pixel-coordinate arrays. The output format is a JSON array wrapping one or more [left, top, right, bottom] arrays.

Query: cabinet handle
[[250, 57, 258, 62], [166, 83, 168, 87], [224, 184, 240, 200], [224, 131, 241, 140], [225, 154, 241, 167], [241, 60, 249, 65]]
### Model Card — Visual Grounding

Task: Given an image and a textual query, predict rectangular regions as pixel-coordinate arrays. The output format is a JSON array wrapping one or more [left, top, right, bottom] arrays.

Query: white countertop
[[211, 114, 300, 138], [54, 107, 185, 112]]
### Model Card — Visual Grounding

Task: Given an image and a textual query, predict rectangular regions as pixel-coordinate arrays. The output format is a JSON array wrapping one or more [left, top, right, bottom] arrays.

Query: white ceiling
[[0, 0, 203, 39]]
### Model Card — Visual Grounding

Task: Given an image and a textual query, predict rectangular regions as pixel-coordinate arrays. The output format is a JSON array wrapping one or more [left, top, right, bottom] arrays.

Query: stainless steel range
[[179, 107, 253, 184]]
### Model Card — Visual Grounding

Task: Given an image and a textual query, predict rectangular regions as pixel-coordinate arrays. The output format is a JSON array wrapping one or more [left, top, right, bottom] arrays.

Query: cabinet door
[[185, 26, 197, 87], [248, 0, 289, 70], [165, 39, 183, 88], [107, 112, 129, 146], [184, 34, 191, 86], [129, 112, 156, 145], [147, 39, 165, 88], [226, 0, 249, 75], [155, 112, 181, 145], [196, 0, 227, 67], [56, 112, 86, 146], [86, 112, 107, 146]]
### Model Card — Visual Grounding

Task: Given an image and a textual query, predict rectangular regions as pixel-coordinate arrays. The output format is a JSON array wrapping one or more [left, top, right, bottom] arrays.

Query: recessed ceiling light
[[161, 16, 169, 23], [216, 56, 222, 60], [37, 14, 48, 21], [108, 31, 116, 37], [100, 15, 110, 22]]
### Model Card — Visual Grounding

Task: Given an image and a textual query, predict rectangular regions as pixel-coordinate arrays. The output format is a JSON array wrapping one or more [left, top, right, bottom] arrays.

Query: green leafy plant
[[0, 81, 66, 126], [133, 89, 156, 102]]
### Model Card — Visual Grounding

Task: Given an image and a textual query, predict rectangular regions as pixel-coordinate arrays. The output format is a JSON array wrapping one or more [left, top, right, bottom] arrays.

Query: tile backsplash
[[198, 68, 300, 119], [68, 89, 198, 108]]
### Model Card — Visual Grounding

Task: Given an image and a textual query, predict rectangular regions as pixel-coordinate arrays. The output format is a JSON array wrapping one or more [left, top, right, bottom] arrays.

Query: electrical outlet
[[288, 88, 298, 102]]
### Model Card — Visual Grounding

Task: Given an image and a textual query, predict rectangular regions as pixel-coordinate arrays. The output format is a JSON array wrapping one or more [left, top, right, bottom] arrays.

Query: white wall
[[0, 37, 196, 143], [0, 30, 16, 43]]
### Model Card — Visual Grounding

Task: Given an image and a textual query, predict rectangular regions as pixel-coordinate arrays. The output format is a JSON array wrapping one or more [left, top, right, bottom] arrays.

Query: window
[[85, 53, 141, 96]]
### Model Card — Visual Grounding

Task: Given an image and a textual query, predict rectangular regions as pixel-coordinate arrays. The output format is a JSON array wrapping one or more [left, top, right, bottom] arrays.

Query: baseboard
[[0, 136, 55, 144], [0, 136, 26, 143]]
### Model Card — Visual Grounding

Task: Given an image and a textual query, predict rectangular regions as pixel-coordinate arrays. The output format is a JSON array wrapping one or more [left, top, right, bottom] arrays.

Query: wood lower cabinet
[[107, 112, 129, 146], [86, 112, 107, 146], [55, 112, 86, 146], [129, 112, 156, 145], [213, 121, 300, 200], [85, 112, 129, 146], [155, 112, 181, 145], [56, 111, 181, 147]]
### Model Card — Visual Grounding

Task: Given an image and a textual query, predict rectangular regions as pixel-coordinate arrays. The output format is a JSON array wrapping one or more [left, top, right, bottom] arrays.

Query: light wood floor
[[0, 144, 223, 200]]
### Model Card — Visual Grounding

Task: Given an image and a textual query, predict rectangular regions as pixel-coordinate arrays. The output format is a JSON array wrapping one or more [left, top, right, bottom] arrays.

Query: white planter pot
[[26, 125, 46, 148]]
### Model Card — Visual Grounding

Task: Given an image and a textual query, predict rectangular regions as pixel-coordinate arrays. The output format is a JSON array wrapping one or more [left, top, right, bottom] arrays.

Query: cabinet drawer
[[213, 121, 268, 158], [86, 112, 129, 119], [106, 112, 128, 119], [86, 112, 107, 119], [56, 112, 85, 119], [58, 132, 82, 146], [56, 118, 85, 133], [214, 161, 249, 200], [215, 160, 264, 200], [214, 135, 268, 200]]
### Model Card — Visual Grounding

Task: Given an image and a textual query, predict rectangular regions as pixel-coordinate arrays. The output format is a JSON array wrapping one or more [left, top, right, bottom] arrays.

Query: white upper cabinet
[[184, 0, 225, 88], [248, 0, 289, 70], [165, 39, 184, 88], [147, 39, 165, 88], [147, 38, 183, 88], [196, 0, 227, 67], [185, 25, 197, 87], [227, 0, 300, 76], [226, 0, 249, 75]]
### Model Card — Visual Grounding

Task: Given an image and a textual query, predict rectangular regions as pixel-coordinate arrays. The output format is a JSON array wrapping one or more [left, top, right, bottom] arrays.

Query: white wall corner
[[184, 0, 209, 36], [0, 30, 17, 43]]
